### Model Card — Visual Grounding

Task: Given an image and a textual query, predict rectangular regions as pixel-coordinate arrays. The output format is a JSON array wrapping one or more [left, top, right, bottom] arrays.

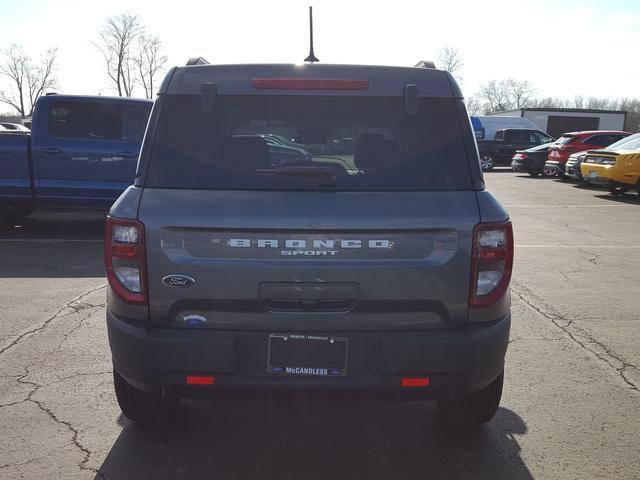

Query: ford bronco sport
[[105, 61, 513, 427]]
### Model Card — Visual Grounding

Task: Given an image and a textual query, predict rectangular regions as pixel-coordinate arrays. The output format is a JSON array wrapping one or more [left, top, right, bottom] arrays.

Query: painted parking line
[[0, 238, 103, 243], [517, 245, 640, 249], [504, 204, 638, 208]]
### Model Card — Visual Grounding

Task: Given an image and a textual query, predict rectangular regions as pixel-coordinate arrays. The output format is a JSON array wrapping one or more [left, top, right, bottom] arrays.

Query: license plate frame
[[267, 333, 349, 377]]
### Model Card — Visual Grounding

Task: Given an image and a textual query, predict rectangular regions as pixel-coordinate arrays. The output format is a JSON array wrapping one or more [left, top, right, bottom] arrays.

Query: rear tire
[[438, 371, 503, 427], [542, 165, 556, 177], [528, 171, 540, 177], [0, 203, 35, 222], [480, 154, 495, 172], [113, 371, 179, 427]]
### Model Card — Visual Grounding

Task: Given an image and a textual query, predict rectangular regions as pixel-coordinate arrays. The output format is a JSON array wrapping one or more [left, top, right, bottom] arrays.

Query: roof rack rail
[[186, 57, 210, 66], [414, 60, 436, 69]]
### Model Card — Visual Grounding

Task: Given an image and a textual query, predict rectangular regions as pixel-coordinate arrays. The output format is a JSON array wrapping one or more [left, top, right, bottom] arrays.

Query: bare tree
[[478, 80, 512, 112], [508, 79, 535, 108], [0, 45, 57, 117], [572, 95, 584, 109], [465, 96, 482, 116], [135, 34, 168, 99], [95, 13, 143, 97], [437, 46, 463, 81]]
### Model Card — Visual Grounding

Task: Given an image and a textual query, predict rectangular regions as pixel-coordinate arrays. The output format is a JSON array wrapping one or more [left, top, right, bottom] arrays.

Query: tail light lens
[[469, 222, 513, 308], [512, 153, 527, 160], [104, 217, 148, 305]]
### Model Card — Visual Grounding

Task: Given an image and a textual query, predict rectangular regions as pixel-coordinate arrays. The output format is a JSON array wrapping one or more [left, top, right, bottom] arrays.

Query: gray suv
[[105, 62, 512, 427]]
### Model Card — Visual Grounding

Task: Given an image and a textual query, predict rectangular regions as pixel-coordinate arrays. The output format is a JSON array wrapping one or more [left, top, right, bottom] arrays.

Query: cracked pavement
[[0, 173, 639, 479]]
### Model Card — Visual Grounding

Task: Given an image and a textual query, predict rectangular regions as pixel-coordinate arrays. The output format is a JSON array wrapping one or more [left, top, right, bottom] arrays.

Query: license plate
[[589, 171, 598, 179], [267, 334, 348, 377]]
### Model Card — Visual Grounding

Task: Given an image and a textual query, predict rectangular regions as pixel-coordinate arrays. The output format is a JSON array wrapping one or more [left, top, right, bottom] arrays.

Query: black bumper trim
[[107, 310, 510, 398]]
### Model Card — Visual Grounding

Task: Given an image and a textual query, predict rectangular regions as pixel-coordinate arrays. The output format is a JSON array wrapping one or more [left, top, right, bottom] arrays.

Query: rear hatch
[[138, 77, 480, 332]]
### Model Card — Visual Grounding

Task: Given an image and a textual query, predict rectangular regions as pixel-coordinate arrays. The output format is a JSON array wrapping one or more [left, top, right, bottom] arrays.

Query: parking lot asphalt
[[0, 172, 638, 479]]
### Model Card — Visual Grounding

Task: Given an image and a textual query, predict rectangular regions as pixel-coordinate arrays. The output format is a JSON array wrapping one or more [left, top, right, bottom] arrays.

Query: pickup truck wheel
[[437, 370, 503, 427], [0, 203, 35, 222], [542, 166, 556, 177], [113, 371, 179, 427], [480, 154, 495, 172]]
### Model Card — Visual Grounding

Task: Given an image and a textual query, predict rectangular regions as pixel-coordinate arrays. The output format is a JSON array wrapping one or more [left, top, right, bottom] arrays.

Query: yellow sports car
[[580, 133, 640, 195]]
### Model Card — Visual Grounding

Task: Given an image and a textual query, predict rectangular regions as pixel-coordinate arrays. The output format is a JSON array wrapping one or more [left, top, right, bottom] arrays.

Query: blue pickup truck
[[0, 94, 153, 221]]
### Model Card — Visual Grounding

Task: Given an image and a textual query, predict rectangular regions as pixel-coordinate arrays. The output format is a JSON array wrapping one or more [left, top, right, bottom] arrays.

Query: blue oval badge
[[162, 274, 195, 288]]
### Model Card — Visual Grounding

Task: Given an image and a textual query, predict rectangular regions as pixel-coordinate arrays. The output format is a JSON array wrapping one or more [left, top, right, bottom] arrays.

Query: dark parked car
[[477, 128, 554, 171], [106, 61, 512, 428], [511, 142, 556, 176]]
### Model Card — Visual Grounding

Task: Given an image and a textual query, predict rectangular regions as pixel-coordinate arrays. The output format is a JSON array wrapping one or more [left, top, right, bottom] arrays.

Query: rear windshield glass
[[144, 95, 473, 191], [555, 136, 576, 145], [605, 133, 640, 151]]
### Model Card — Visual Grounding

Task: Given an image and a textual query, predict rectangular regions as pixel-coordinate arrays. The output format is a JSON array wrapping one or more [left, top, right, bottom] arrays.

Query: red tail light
[[252, 78, 369, 90], [104, 217, 148, 305], [512, 153, 528, 160], [469, 222, 513, 308]]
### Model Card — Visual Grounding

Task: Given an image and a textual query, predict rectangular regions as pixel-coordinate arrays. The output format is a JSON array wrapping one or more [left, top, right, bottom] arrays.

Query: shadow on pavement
[[593, 193, 640, 204], [0, 207, 107, 240], [0, 208, 106, 278], [97, 400, 533, 480]]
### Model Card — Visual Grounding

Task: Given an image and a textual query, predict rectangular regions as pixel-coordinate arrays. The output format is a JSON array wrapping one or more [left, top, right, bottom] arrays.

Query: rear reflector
[[252, 78, 369, 91], [401, 377, 430, 387], [186, 375, 215, 385]]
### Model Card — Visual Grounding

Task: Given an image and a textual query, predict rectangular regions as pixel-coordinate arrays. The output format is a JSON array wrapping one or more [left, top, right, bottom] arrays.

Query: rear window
[[120, 104, 152, 142], [144, 95, 473, 191], [48, 102, 108, 139], [555, 135, 575, 145]]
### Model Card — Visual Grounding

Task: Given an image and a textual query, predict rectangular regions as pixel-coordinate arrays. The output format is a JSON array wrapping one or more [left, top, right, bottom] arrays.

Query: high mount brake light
[[251, 78, 369, 91], [104, 217, 148, 305], [469, 222, 513, 308]]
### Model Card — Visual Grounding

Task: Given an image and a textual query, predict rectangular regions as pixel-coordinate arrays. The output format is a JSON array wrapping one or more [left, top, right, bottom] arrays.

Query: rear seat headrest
[[223, 136, 270, 170], [354, 133, 394, 172]]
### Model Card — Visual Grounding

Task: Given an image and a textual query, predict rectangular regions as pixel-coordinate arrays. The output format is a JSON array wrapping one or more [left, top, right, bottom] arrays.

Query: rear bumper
[[511, 160, 540, 173], [545, 160, 566, 174], [107, 310, 510, 400], [565, 163, 582, 180]]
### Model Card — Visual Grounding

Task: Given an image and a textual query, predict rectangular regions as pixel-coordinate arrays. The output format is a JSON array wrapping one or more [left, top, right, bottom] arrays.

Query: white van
[[472, 116, 539, 140]]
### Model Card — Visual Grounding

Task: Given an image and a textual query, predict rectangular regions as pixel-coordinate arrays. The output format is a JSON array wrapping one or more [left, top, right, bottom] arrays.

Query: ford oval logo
[[162, 275, 195, 288]]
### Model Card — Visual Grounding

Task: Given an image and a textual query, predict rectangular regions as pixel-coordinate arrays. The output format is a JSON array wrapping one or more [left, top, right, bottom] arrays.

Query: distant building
[[489, 108, 627, 138]]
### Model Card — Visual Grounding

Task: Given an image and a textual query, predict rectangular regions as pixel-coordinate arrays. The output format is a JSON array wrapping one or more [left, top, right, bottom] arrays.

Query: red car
[[545, 130, 630, 177]]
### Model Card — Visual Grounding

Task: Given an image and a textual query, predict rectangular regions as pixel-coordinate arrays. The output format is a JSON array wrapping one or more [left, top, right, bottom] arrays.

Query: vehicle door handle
[[114, 151, 139, 159], [39, 147, 61, 155]]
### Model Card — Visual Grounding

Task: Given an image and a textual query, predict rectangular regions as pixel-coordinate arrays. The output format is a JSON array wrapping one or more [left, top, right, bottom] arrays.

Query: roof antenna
[[304, 6, 319, 63]]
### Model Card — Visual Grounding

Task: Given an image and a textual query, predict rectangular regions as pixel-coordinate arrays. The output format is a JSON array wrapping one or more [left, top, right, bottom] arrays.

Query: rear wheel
[[438, 371, 503, 427], [528, 171, 541, 177], [607, 186, 628, 195], [542, 166, 556, 177], [0, 203, 35, 222], [480, 154, 495, 172], [113, 371, 180, 427]]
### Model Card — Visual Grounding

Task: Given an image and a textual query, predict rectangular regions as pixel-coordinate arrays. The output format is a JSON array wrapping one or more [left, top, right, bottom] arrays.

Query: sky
[[0, 0, 639, 111]]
